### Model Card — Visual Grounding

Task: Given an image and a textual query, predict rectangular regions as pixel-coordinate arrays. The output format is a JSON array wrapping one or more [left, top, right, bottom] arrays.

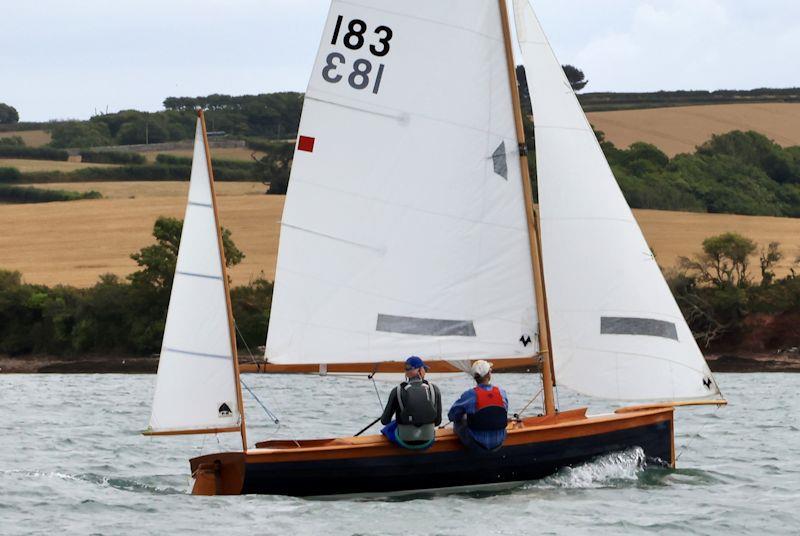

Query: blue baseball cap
[[405, 356, 429, 371]]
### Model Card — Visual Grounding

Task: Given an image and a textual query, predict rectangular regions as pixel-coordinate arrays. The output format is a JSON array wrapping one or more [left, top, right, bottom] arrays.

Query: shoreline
[[1, 352, 799, 374]]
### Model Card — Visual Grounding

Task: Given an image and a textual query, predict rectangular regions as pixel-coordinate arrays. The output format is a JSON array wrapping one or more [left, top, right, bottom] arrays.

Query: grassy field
[[0, 194, 798, 288], [19, 181, 265, 199], [588, 103, 800, 156], [0, 130, 51, 147]]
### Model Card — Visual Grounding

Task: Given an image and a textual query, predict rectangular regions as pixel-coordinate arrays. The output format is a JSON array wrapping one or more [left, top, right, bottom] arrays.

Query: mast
[[498, 0, 556, 415], [199, 109, 249, 451]]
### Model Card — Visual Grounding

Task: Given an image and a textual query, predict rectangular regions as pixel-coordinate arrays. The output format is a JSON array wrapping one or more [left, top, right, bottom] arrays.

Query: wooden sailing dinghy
[[146, 0, 726, 497]]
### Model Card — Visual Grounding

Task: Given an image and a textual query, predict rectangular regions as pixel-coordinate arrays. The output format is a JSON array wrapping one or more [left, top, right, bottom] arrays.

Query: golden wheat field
[[1, 194, 798, 288], [0, 130, 51, 147], [587, 103, 800, 156]]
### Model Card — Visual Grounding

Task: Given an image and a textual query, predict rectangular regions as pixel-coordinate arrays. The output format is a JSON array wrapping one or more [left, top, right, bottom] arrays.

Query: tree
[[49, 121, 113, 148], [759, 242, 782, 286], [0, 103, 19, 124], [562, 65, 588, 91], [680, 232, 757, 288], [126, 216, 245, 352], [257, 142, 295, 195], [128, 216, 244, 292]]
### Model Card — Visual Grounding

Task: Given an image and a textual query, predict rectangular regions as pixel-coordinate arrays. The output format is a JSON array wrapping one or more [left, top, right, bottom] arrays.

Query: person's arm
[[380, 388, 398, 425], [434, 384, 443, 426], [500, 387, 510, 410], [447, 389, 475, 424]]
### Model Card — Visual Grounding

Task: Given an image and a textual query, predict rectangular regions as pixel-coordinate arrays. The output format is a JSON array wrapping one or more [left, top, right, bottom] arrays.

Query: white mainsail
[[147, 117, 242, 434], [514, 0, 721, 401], [267, 0, 539, 365]]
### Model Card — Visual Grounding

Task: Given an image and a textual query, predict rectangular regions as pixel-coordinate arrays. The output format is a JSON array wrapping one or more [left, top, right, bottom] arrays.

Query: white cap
[[470, 360, 493, 379]]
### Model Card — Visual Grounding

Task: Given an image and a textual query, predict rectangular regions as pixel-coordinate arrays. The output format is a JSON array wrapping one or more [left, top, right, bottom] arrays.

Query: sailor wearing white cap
[[448, 360, 510, 451]]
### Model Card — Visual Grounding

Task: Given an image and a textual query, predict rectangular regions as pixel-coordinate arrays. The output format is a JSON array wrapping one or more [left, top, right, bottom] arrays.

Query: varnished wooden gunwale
[[615, 399, 728, 413], [224, 407, 673, 465]]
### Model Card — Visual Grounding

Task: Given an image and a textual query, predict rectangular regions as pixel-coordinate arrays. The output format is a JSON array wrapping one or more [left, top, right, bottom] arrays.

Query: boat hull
[[190, 407, 674, 497]]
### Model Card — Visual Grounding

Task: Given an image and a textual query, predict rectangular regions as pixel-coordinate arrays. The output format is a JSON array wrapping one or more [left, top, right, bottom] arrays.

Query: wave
[[528, 447, 648, 490], [1, 469, 186, 495]]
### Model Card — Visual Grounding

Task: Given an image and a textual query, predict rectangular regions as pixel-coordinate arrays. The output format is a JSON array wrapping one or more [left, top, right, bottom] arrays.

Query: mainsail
[[514, 0, 721, 401], [147, 116, 243, 434], [266, 1, 540, 365]]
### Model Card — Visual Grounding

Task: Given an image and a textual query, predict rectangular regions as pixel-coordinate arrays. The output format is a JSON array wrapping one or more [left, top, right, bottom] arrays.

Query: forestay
[[267, 0, 539, 365], [147, 118, 241, 434], [514, 0, 721, 401]]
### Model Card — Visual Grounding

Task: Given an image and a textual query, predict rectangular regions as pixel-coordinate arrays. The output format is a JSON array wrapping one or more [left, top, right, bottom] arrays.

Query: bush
[[155, 153, 258, 172], [0, 168, 21, 182], [21, 163, 257, 183], [0, 146, 69, 161], [0, 136, 25, 147], [80, 150, 146, 165], [0, 185, 102, 203]]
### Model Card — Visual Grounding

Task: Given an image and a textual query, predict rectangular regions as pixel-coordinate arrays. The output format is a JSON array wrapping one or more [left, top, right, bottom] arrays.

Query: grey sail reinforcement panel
[[492, 141, 508, 180], [377, 314, 477, 337], [600, 317, 678, 341]]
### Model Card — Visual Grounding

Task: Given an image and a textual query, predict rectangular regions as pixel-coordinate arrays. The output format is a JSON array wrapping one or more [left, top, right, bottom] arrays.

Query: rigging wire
[[368, 362, 385, 411], [233, 321, 281, 426]]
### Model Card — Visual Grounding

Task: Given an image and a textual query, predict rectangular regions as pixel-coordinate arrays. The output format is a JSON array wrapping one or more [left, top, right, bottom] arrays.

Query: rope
[[514, 387, 544, 420]]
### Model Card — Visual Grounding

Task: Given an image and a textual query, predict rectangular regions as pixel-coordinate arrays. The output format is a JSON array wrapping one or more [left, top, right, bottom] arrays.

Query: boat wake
[[1, 469, 185, 495], [528, 447, 648, 490]]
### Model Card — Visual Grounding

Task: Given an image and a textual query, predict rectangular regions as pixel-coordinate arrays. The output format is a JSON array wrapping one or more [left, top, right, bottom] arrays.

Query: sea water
[[0, 373, 798, 535]]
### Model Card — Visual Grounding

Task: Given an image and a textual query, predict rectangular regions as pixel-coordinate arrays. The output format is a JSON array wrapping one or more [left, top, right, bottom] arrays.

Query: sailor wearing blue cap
[[380, 356, 442, 450]]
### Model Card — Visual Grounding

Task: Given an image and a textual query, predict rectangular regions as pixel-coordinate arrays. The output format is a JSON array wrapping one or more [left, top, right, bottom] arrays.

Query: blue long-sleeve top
[[448, 384, 509, 449]]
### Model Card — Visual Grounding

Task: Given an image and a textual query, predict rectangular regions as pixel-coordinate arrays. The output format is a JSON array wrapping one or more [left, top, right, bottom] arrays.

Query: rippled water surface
[[1, 373, 798, 535]]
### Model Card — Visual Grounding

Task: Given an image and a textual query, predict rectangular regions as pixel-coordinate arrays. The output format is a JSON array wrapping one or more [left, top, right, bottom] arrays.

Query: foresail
[[514, 0, 722, 401], [267, 1, 539, 365], [147, 118, 242, 434]]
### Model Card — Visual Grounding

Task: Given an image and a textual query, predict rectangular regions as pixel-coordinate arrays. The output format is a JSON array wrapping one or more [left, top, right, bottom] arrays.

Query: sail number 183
[[323, 15, 393, 95]]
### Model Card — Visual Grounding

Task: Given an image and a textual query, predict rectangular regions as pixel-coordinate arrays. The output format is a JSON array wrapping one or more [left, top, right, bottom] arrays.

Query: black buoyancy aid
[[467, 386, 508, 431], [396, 379, 437, 426]]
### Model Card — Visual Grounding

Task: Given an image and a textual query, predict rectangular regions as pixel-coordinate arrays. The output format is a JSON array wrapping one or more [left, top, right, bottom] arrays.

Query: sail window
[[492, 142, 508, 180], [377, 314, 477, 337], [601, 317, 679, 341]]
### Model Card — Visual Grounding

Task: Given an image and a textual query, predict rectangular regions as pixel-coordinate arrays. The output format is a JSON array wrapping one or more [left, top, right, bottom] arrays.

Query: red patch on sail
[[298, 136, 316, 153]]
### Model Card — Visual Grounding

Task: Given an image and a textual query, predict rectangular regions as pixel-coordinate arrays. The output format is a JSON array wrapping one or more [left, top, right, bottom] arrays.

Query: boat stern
[[189, 451, 246, 496]]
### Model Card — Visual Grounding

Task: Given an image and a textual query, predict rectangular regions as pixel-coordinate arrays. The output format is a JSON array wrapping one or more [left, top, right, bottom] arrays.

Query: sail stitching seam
[[176, 271, 223, 281], [163, 347, 232, 360]]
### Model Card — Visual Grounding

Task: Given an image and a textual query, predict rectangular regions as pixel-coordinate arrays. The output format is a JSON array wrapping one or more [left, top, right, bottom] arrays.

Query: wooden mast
[[199, 109, 249, 451], [498, 0, 556, 415]]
